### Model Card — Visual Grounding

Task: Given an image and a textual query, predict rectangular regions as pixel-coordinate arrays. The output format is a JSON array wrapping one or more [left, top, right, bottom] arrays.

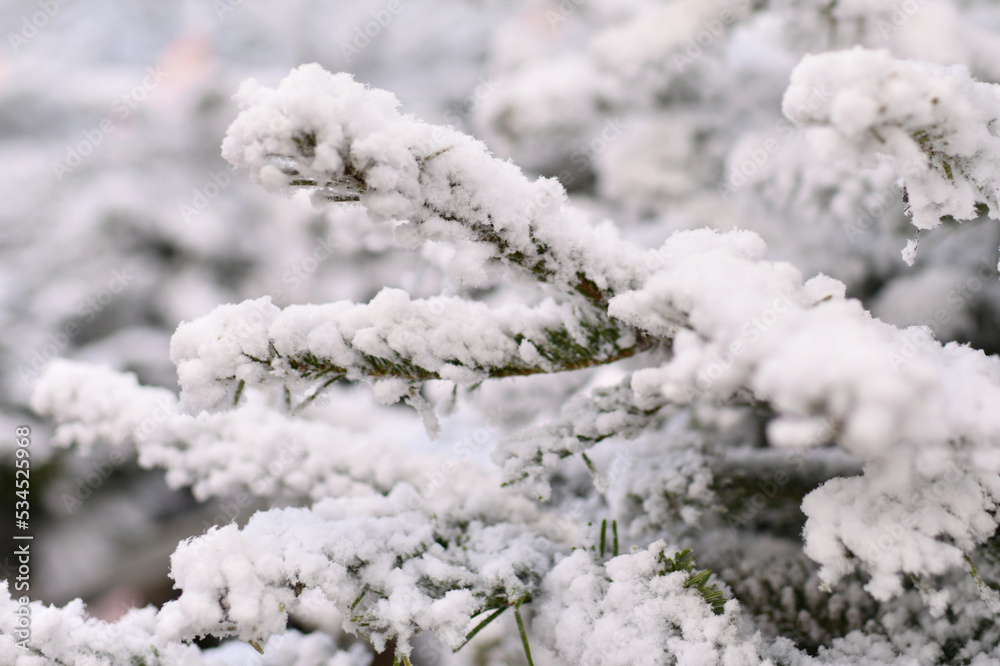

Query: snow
[[784, 48, 1000, 231], [158, 491, 557, 657], [223, 64, 646, 301], [536, 542, 767, 666], [15, 1, 1000, 664]]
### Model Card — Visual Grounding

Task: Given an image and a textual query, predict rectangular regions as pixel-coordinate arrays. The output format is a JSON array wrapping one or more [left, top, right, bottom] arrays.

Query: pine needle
[[514, 595, 535, 666], [454, 606, 507, 652]]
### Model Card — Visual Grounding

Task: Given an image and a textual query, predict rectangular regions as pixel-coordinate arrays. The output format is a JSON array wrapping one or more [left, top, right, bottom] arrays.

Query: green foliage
[[657, 548, 727, 615], [236, 313, 649, 413], [599, 519, 619, 559], [911, 124, 961, 184], [514, 595, 536, 666], [454, 592, 536, 665]]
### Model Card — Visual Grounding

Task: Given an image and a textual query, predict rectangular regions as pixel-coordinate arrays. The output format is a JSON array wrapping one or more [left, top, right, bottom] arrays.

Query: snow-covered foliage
[[785, 48, 1000, 238], [0, 582, 370, 666], [12, 1, 1000, 665]]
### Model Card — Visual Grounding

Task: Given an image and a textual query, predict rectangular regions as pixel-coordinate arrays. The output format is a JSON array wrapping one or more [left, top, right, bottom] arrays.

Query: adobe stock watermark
[[886, 258, 997, 372], [425, 275, 463, 317], [678, 290, 796, 402], [841, 156, 925, 244], [216, 266, 354, 387], [877, 0, 925, 39], [180, 111, 293, 224], [443, 76, 499, 129], [718, 84, 831, 201], [534, 449, 633, 542], [591, 449, 634, 494], [724, 421, 835, 530], [18, 267, 136, 384], [516, 115, 629, 215], [556, 116, 629, 190], [393, 407, 506, 514], [280, 233, 341, 293], [7, 0, 72, 53], [862, 463, 963, 563], [213, 0, 248, 20], [427, 75, 500, 148], [545, 0, 588, 29], [219, 230, 341, 314], [672, 0, 752, 72], [339, 0, 415, 63], [59, 449, 128, 514], [844, 186, 902, 244], [61, 392, 178, 513], [51, 67, 169, 181], [178, 164, 238, 224], [199, 439, 308, 531]]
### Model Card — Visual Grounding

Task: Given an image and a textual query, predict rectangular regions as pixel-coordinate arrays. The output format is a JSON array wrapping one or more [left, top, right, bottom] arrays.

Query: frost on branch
[[157, 491, 557, 658], [166, 64, 664, 422], [803, 469, 1000, 602], [610, 228, 1000, 466], [30, 359, 178, 455], [168, 291, 642, 420], [27, 50, 1000, 663], [608, 228, 1000, 597], [222, 64, 643, 305], [497, 375, 673, 499], [0, 583, 368, 665], [784, 48, 1000, 234], [33, 360, 509, 505], [0, 584, 199, 665], [33, 360, 565, 660], [534, 541, 765, 666]]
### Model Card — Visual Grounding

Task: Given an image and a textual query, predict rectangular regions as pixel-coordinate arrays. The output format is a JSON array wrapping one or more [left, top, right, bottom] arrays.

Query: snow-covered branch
[[785, 48, 1000, 235], [168, 292, 645, 419], [24, 27, 1000, 661], [0, 585, 198, 665], [534, 541, 763, 665], [156, 491, 557, 660], [222, 64, 643, 308], [0, 583, 370, 665], [497, 376, 673, 499], [608, 227, 1000, 595], [33, 361, 566, 661], [33, 360, 510, 506]]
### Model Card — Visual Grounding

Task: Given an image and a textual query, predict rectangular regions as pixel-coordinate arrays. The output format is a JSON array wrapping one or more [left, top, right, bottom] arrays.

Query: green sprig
[[657, 547, 727, 615]]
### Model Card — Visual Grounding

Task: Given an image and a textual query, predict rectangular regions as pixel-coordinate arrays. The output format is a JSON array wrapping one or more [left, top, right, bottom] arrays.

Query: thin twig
[[514, 595, 535, 666]]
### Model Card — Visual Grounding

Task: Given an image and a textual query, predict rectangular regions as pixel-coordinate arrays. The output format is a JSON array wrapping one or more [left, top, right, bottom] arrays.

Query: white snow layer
[[784, 48, 1000, 233]]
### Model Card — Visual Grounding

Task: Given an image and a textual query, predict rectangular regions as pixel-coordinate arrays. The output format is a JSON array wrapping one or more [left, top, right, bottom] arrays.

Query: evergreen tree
[[9, 1, 1000, 664]]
